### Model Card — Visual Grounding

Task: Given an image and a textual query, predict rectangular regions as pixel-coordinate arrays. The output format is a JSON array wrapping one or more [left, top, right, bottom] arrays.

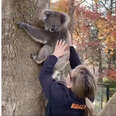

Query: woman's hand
[[52, 40, 69, 58]]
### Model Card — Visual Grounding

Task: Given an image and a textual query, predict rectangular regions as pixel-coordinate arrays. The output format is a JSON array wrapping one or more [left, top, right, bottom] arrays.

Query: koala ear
[[60, 13, 70, 28], [61, 14, 66, 24], [39, 9, 51, 21], [44, 11, 51, 17]]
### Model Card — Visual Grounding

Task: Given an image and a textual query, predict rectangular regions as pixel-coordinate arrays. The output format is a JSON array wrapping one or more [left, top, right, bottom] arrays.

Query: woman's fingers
[[58, 40, 63, 46], [62, 41, 66, 47], [56, 40, 60, 46], [58, 40, 66, 47], [53, 40, 69, 58], [55, 40, 68, 51]]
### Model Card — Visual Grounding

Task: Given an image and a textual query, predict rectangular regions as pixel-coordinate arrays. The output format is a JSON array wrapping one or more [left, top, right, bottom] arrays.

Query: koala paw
[[30, 53, 45, 64], [30, 53, 37, 60], [16, 22, 25, 29]]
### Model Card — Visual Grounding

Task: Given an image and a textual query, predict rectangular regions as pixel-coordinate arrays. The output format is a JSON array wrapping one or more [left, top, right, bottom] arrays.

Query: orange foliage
[[51, 0, 116, 57], [51, 0, 68, 13], [104, 67, 116, 81], [95, 14, 116, 55]]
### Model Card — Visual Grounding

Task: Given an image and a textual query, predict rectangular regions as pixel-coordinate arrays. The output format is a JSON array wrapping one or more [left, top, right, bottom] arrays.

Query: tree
[[99, 92, 116, 116], [2, 0, 49, 115], [73, 0, 116, 81]]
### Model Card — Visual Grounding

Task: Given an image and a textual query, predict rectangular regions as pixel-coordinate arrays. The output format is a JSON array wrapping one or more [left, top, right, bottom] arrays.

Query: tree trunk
[[98, 48, 103, 82], [99, 92, 116, 116], [2, 0, 49, 116], [68, 0, 76, 35]]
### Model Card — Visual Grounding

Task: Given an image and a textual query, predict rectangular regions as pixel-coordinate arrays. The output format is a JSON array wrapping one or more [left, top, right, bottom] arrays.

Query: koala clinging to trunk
[[17, 9, 71, 72]]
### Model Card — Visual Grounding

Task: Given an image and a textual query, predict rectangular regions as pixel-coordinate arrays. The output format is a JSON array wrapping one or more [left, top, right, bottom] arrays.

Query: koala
[[17, 9, 71, 74]]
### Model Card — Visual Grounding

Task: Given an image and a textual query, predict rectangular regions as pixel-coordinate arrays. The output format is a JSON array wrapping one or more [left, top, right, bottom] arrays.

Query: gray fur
[[17, 9, 70, 71]]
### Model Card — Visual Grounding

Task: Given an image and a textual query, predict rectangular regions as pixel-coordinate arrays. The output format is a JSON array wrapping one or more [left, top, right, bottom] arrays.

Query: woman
[[39, 39, 96, 116]]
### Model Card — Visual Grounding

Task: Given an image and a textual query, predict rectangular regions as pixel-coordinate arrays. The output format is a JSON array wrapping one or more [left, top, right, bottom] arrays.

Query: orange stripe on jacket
[[71, 103, 86, 110]]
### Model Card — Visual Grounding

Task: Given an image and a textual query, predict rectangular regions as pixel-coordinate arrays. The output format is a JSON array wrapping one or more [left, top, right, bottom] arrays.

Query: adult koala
[[17, 9, 71, 81]]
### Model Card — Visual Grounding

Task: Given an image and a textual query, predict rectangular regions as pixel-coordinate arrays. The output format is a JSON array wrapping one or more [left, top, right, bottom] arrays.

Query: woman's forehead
[[71, 66, 80, 73], [70, 66, 87, 76], [70, 68, 77, 76]]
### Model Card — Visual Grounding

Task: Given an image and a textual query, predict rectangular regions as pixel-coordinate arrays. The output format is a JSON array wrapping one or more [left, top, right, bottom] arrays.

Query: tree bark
[[99, 92, 116, 116], [2, 0, 49, 116], [68, 0, 76, 35]]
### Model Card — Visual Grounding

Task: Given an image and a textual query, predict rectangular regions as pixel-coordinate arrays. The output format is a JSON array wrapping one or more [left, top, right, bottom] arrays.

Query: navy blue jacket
[[39, 46, 85, 116]]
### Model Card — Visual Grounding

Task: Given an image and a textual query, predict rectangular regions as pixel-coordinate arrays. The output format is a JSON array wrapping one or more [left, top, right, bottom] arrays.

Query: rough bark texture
[[99, 92, 116, 116], [2, 0, 49, 116], [68, 0, 75, 35]]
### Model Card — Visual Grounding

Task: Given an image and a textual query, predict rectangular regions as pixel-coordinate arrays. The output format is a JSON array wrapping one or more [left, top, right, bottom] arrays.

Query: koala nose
[[50, 25, 55, 32], [51, 28, 54, 32]]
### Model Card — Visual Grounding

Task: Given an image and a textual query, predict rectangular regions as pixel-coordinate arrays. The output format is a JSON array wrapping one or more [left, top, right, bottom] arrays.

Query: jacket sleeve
[[69, 46, 81, 69], [39, 55, 58, 98]]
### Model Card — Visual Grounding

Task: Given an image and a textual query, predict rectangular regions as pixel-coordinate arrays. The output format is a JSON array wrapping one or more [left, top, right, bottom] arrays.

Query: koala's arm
[[17, 22, 49, 44], [69, 46, 81, 69]]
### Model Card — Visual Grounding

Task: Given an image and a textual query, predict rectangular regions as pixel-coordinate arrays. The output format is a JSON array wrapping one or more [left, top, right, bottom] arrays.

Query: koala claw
[[30, 53, 48, 64], [30, 53, 37, 60]]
